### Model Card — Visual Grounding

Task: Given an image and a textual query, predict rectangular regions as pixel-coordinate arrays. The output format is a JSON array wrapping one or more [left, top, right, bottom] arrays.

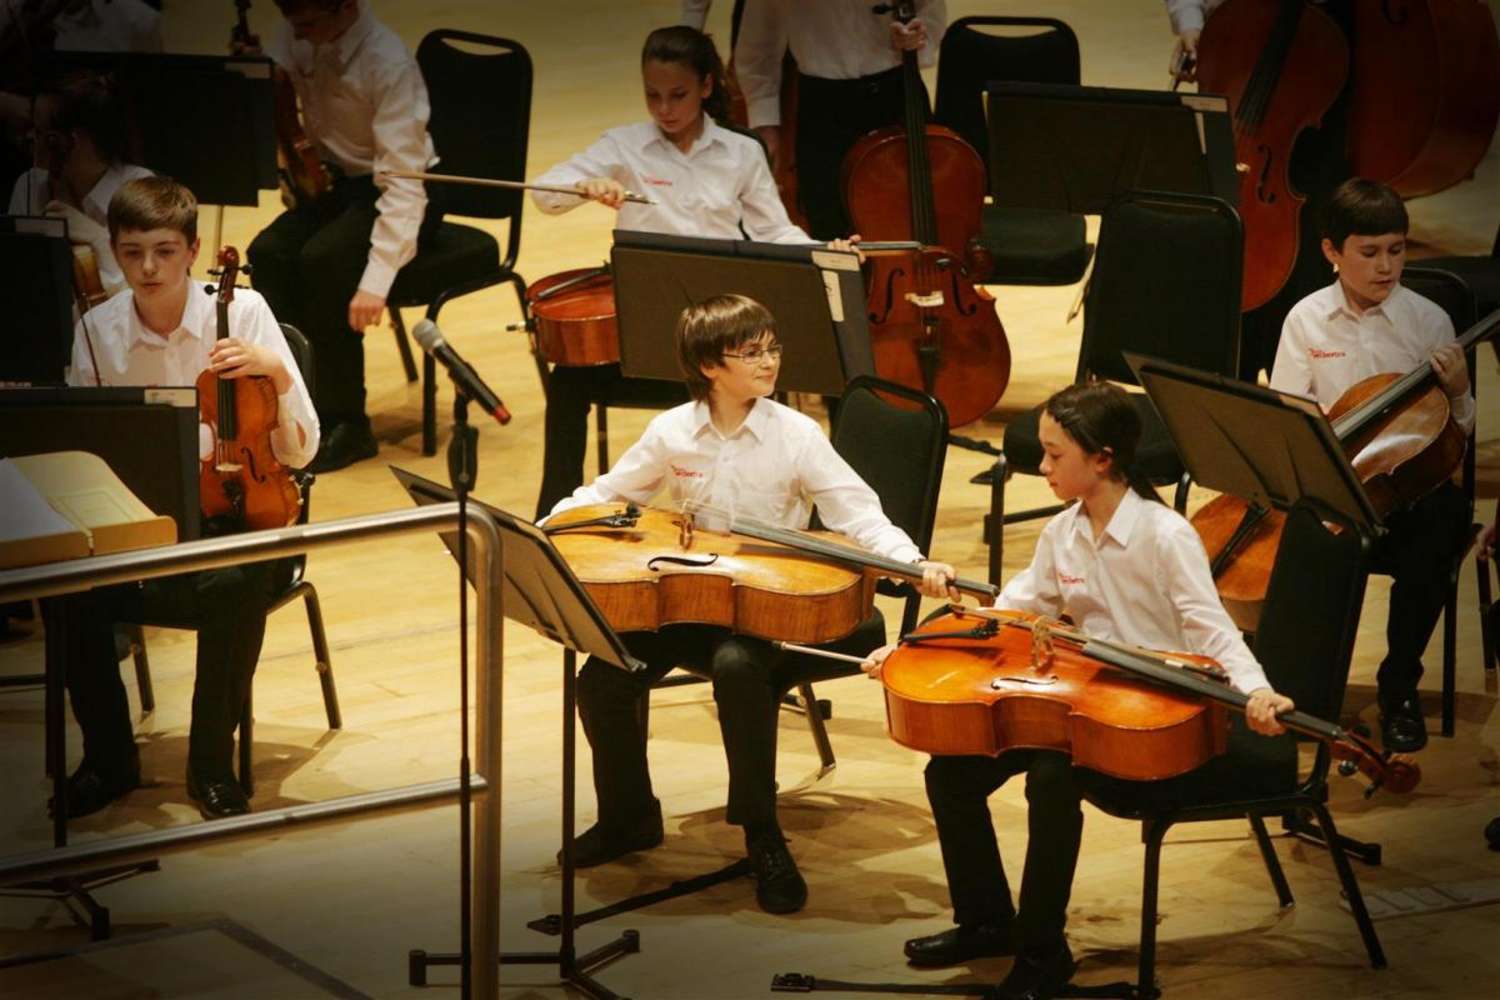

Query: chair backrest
[[826, 376, 948, 557], [416, 30, 532, 231], [1079, 190, 1243, 385], [1252, 504, 1370, 725], [1401, 265, 1480, 503], [278, 323, 315, 569], [933, 17, 1080, 172]]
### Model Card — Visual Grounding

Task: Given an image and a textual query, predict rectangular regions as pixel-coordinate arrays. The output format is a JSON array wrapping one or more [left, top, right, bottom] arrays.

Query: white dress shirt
[[531, 119, 810, 244], [680, 0, 711, 31], [7, 162, 154, 292], [265, 1, 435, 298], [548, 398, 924, 564], [46, 0, 162, 53], [1164, 0, 1227, 36], [998, 490, 1272, 696], [734, 0, 946, 129], [70, 281, 320, 470], [1271, 281, 1475, 434]]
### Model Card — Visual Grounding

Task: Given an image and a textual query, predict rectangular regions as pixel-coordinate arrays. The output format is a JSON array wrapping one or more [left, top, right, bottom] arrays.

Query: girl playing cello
[[864, 381, 1294, 1000]]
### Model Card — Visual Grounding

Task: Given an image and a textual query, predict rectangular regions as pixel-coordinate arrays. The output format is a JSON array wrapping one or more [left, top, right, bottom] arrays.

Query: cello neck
[[1331, 304, 1500, 442], [891, 2, 939, 246], [213, 246, 241, 442], [1236, 0, 1306, 133]]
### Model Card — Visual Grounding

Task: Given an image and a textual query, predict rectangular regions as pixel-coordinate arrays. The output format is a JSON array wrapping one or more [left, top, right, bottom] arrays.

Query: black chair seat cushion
[[1417, 256, 1500, 315], [977, 206, 1091, 286], [387, 221, 501, 307], [1001, 392, 1182, 483], [601, 373, 691, 409]]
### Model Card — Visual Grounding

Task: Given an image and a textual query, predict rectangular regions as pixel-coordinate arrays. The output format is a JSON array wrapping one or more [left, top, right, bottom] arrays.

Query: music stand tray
[[610, 230, 873, 396], [391, 466, 644, 1000]]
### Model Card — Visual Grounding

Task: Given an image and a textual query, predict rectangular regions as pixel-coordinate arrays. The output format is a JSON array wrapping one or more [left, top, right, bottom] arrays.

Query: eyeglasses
[[721, 344, 784, 364]]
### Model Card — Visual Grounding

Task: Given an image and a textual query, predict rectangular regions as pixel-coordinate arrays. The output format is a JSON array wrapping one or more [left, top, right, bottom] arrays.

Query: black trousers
[[1374, 480, 1470, 703], [46, 563, 279, 782], [576, 614, 886, 832], [926, 726, 1297, 953], [794, 66, 914, 241], [247, 175, 395, 425], [533, 364, 688, 520]]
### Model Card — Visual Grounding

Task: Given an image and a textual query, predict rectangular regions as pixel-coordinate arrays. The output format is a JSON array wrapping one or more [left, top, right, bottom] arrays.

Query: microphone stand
[[449, 388, 479, 1000]]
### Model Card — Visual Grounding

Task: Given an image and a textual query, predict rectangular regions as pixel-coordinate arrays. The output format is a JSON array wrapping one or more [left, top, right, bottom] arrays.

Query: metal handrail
[[0, 502, 505, 999]]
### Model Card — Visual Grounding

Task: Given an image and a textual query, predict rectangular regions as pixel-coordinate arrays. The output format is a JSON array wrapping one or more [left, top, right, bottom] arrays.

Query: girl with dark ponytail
[[865, 379, 1297, 998]]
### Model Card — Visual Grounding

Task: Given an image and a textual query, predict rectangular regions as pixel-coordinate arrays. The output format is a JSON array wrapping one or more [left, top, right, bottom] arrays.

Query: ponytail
[[1042, 381, 1164, 504]]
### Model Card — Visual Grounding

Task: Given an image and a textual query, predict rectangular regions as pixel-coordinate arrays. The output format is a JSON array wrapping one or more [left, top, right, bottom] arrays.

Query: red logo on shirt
[[1308, 348, 1346, 359], [670, 464, 703, 479], [1059, 572, 1085, 585], [642, 174, 673, 187]]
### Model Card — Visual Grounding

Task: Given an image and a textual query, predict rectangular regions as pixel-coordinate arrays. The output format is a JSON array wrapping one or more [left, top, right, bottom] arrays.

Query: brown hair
[[1322, 177, 1408, 249], [41, 71, 128, 165], [1043, 381, 1162, 502], [642, 25, 731, 123], [676, 294, 777, 400], [108, 176, 198, 244]]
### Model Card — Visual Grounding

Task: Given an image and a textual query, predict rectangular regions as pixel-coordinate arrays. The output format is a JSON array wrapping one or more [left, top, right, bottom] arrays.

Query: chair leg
[[1308, 802, 1387, 969], [1137, 817, 1168, 1000], [391, 308, 419, 384], [987, 455, 1007, 587], [793, 681, 836, 777], [237, 686, 254, 797], [302, 585, 341, 730], [1248, 813, 1294, 908], [596, 404, 610, 476], [1478, 553, 1495, 675], [128, 624, 154, 716], [1442, 573, 1458, 738]]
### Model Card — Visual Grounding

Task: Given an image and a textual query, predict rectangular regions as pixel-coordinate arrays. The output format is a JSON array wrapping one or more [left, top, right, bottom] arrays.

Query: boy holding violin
[[52, 176, 318, 820], [543, 293, 957, 915], [1270, 176, 1472, 754], [863, 382, 1294, 1000]]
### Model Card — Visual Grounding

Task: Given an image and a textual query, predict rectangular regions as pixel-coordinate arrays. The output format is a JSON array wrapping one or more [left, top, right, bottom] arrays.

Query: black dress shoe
[[1379, 695, 1428, 753], [49, 758, 141, 819], [990, 939, 1076, 1000], [905, 922, 1016, 967], [308, 419, 379, 474], [187, 768, 251, 819], [562, 802, 664, 868], [747, 830, 807, 915]]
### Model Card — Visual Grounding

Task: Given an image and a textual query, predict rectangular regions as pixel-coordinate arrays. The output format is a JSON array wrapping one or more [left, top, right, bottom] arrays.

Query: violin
[[840, 1, 1010, 428], [524, 264, 620, 367], [1346, 0, 1500, 199], [70, 244, 108, 314], [1195, 0, 1349, 312], [197, 246, 302, 533], [544, 503, 996, 644], [1194, 306, 1500, 630], [232, 0, 334, 212], [875, 607, 1419, 793]]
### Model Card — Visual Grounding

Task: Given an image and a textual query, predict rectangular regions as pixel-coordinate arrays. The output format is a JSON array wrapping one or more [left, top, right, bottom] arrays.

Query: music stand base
[[410, 931, 641, 999], [0, 859, 160, 942]]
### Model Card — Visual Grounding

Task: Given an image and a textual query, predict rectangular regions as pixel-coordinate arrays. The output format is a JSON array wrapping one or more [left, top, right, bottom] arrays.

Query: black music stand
[[611, 230, 874, 395], [985, 81, 1239, 211], [0, 217, 77, 386], [392, 467, 648, 1000]]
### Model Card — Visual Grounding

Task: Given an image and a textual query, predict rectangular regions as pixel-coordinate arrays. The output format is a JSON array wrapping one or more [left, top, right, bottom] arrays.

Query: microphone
[[412, 319, 511, 425]]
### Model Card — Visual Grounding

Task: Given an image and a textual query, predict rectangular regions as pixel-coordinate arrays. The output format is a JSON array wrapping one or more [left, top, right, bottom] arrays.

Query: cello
[[1193, 305, 1500, 631], [544, 503, 997, 644], [841, 1, 1010, 428], [197, 246, 302, 533], [867, 607, 1419, 792], [1194, 0, 1349, 312]]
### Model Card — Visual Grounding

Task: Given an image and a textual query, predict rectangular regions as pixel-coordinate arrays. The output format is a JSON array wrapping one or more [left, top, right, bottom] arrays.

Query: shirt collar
[[1325, 279, 1396, 322], [319, 1, 375, 71], [642, 116, 727, 158], [1063, 488, 1145, 548], [127, 280, 215, 349], [690, 397, 771, 441]]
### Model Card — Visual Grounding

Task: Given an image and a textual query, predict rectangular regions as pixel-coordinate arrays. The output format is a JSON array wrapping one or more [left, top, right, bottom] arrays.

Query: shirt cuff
[[359, 258, 397, 299], [746, 96, 782, 130], [1449, 391, 1476, 433], [1170, 9, 1206, 34]]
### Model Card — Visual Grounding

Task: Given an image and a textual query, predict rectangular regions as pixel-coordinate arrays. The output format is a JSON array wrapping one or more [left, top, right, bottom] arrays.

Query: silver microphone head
[[412, 318, 445, 352]]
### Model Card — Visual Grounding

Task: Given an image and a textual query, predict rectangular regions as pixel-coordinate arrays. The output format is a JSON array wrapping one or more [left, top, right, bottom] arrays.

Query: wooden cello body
[[1346, 0, 1500, 198], [1196, 0, 1349, 312], [841, 2, 1010, 428], [526, 266, 619, 367], [197, 246, 302, 533]]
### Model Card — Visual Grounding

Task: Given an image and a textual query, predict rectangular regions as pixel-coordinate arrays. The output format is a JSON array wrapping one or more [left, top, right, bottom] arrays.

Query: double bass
[[875, 607, 1419, 793], [1193, 306, 1500, 630], [1195, 0, 1349, 312], [197, 246, 302, 533], [841, 1, 1010, 428]]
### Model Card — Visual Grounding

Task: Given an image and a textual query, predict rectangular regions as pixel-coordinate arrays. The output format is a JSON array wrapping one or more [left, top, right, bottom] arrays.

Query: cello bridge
[[903, 290, 945, 309], [676, 512, 695, 550], [1030, 619, 1056, 676]]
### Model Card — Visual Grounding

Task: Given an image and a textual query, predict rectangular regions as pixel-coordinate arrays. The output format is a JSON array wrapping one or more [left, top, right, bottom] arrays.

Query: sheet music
[[0, 459, 81, 543]]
